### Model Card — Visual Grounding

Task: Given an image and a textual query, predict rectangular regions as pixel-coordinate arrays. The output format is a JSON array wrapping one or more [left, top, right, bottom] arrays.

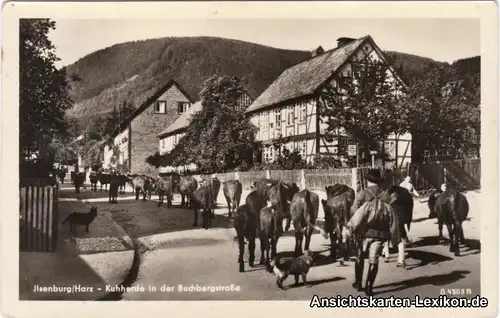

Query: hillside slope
[[65, 37, 450, 126], [65, 36, 311, 121]]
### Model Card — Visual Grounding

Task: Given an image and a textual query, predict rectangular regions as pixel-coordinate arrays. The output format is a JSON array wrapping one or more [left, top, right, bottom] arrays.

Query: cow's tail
[[303, 190, 328, 239]]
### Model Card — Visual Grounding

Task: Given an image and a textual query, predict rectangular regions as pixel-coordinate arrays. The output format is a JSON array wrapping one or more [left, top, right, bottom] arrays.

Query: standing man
[[343, 169, 401, 296]]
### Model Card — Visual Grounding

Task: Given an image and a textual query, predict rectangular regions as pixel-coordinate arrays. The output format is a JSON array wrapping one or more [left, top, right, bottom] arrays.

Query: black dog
[[271, 250, 314, 290]]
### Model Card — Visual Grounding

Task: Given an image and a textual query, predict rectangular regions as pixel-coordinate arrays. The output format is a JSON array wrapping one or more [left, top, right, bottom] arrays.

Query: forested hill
[[65, 36, 450, 125]]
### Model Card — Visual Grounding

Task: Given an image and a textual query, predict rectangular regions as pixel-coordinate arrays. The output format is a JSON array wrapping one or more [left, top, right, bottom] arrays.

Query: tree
[[20, 19, 79, 167], [397, 63, 480, 161], [318, 60, 405, 164], [163, 75, 257, 173], [103, 100, 135, 137]]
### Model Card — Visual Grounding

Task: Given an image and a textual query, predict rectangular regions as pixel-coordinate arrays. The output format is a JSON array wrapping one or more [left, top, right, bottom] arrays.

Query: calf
[[233, 204, 258, 272], [191, 186, 213, 229], [291, 189, 328, 257], [156, 176, 175, 207], [179, 176, 198, 208], [321, 195, 350, 263], [430, 188, 469, 256], [223, 180, 242, 218]]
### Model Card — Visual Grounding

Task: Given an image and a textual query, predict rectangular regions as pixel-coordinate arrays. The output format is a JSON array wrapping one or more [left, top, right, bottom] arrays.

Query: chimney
[[310, 46, 325, 58], [337, 37, 356, 48]]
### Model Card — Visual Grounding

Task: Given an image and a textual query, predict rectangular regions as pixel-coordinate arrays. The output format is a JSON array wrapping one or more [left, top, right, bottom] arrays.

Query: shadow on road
[[282, 276, 346, 290], [405, 250, 453, 270], [410, 236, 481, 255], [375, 270, 471, 295]]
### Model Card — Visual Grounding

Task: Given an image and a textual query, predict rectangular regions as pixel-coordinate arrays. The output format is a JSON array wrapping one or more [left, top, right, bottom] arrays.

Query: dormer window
[[177, 102, 190, 114], [155, 101, 167, 114]]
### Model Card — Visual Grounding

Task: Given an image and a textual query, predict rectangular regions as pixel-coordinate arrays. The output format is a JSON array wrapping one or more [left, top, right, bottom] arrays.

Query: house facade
[[245, 35, 412, 167], [102, 79, 195, 174], [157, 91, 254, 173]]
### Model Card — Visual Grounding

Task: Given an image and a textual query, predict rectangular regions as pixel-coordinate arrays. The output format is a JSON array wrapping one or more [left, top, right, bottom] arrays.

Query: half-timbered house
[[245, 35, 412, 167]]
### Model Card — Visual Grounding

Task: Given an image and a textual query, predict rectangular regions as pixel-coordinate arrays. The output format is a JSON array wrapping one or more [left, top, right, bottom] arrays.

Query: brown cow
[[259, 205, 281, 273], [244, 191, 267, 266], [179, 176, 198, 208], [430, 188, 469, 256], [233, 204, 258, 272], [321, 196, 350, 263], [73, 172, 86, 193], [191, 186, 213, 229], [325, 184, 355, 208], [291, 189, 328, 257], [223, 180, 242, 218]]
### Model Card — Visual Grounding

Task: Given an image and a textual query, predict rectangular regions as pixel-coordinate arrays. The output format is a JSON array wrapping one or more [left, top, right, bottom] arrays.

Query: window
[[155, 101, 166, 114], [287, 106, 294, 126], [275, 109, 282, 128], [177, 102, 190, 114], [300, 141, 307, 158], [262, 113, 268, 130], [299, 103, 307, 123]]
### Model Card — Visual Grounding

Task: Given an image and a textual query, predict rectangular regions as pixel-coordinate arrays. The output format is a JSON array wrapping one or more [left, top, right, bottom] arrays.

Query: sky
[[48, 18, 480, 68]]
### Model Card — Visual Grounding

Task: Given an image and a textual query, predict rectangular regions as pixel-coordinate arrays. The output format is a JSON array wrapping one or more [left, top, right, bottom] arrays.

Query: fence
[[195, 159, 480, 195], [19, 185, 59, 252]]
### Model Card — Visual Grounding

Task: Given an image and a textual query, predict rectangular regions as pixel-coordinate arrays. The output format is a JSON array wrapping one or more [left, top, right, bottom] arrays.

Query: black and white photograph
[[2, 1, 498, 316]]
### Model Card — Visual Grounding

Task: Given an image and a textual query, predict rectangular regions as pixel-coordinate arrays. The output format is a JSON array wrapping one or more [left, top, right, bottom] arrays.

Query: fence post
[[300, 169, 306, 190], [351, 168, 358, 191], [235, 171, 240, 181], [265, 169, 271, 179]]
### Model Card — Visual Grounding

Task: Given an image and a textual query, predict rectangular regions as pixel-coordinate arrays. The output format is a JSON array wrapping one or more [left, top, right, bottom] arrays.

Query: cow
[[244, 190, 268, 265], [325, 184, 355, 208], [130, 175, 152, 201], [291, 189, 328, 257], [73, 172, 85, 193], [321, 195, 350, 263], [259, 205, 282, 273], [108, 174, 119, 203], [223, 180, 242, 218], [144, 175, 156, 200], [233, 204, 258, 272], [190, 186, 213, 229], [378, 186, 413, 266], [97, 172, 111, 191], [115, 174, 130, 194], [201, 177, 221, 210], [267, 181, 300, 232], [57, 169, 66, 184], [156, 176, 175, 207], [89, 171, 99, 191], [179, 176, 198, 208], [429, 188, 469, 256]]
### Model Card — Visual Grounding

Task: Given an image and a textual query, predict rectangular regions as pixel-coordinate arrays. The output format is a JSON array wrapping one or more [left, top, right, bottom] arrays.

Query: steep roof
[[157, 101, 203, 138], [112, 79, 196, 137], [245, 35, 370, 113]]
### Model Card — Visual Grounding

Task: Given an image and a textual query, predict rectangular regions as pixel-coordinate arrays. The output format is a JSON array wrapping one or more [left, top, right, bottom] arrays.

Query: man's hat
[[364, 169, 385, 184]]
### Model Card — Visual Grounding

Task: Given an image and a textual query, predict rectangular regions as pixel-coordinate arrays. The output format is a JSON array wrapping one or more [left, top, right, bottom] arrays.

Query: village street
[[58, 182, 481, 301]]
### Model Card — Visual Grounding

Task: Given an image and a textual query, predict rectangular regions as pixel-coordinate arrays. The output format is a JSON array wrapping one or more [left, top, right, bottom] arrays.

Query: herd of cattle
[[60, 169, 470, 275]]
